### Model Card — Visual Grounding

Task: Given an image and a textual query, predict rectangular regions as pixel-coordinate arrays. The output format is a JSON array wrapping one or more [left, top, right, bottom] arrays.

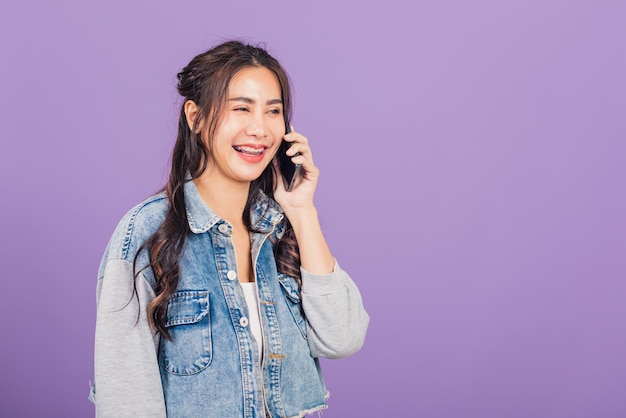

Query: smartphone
[[277, 115, 301, 191]]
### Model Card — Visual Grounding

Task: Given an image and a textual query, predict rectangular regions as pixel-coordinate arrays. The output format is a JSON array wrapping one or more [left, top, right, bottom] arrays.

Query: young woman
[[91, 40, 369, 418]]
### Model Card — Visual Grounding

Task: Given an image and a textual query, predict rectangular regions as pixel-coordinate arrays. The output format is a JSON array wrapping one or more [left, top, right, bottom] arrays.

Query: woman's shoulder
[[100, 192, 169, 265]]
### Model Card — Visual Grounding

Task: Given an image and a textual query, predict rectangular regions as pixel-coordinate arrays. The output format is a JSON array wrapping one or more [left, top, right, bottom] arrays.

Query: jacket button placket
[[214, 225, 261, 417]]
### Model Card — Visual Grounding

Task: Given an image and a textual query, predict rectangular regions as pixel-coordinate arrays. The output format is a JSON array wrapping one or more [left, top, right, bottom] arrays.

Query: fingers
[[274, 127, 320, 205], [283, 127, 313, 162]]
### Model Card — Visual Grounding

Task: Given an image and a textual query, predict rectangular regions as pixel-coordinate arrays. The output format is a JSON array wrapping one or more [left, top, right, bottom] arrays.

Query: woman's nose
[[245, 115, 267, 137]]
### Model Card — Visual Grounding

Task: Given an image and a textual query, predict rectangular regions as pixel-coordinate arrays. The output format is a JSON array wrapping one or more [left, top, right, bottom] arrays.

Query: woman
[[92, 40, 369, 418]]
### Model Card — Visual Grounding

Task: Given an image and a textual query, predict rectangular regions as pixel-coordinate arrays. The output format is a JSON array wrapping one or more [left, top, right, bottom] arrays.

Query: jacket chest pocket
[[160, 290, 213, 376], [278, 274, 308, 339]]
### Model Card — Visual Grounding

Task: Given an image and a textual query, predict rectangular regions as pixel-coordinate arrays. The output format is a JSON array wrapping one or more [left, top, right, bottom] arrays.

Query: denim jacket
[[92, 180, 369, 418]]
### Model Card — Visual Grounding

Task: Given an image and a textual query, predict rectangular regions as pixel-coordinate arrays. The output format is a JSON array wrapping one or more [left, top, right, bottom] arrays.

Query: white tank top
[[240, 282, 263, 363]]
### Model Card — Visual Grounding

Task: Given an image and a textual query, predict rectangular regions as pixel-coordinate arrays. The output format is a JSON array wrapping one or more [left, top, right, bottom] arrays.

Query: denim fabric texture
[[93, 180, 368, 417]]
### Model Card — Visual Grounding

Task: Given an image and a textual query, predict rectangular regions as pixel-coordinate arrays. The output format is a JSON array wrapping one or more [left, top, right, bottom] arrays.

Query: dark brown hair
[[135, 40, 300, 340]]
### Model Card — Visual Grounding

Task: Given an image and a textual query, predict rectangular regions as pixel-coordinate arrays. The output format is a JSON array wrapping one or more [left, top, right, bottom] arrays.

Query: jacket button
[[239, 317, 249, 327], [218, 223, 229, 234], [227, 270, 237, 281]]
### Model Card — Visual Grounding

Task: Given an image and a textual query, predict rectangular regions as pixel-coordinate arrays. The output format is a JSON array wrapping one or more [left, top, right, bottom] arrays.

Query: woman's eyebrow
[[229, 96, 283, 105]]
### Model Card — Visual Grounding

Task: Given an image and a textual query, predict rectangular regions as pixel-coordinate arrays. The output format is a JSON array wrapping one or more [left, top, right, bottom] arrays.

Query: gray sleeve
[[93, 259, 166, 418], [300, 260, 370, 359]]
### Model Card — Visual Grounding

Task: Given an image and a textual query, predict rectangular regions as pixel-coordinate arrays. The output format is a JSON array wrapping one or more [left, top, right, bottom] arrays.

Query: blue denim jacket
[[92, 180, 369, 418]]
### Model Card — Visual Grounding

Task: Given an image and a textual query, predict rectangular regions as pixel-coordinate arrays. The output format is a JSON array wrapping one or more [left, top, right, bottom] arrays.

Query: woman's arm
[[274, 129, 369, 358], [286, 206, 334, 274], [285, 205, 370, 358], [273, 128, 335, 275], [93, 259, 166, 418]]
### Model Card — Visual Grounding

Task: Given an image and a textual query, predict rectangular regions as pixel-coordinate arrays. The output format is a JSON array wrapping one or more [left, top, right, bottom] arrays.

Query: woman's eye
[[234, 107, 249, 112], [268, 108, 281, 115]]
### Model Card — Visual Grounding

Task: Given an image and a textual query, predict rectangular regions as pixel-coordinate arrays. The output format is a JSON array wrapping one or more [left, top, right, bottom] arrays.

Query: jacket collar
[[184, 179, 284, 234]]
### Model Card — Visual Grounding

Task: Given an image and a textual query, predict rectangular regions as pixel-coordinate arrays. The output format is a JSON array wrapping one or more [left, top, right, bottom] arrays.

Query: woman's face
[[204, 66, 285, 187]]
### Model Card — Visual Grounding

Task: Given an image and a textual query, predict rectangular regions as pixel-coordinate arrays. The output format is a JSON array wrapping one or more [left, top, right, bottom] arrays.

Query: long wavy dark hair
[[135, 40, 300, 340]]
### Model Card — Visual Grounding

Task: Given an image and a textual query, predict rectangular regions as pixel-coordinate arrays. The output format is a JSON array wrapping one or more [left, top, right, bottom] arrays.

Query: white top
[[240, 281, 263, 363]]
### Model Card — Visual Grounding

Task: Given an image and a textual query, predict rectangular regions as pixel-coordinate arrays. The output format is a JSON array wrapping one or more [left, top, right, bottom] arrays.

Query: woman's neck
[[193, 175, 250, 226]]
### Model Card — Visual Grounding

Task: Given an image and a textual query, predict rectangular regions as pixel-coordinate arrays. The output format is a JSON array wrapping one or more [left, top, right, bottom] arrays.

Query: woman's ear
[[184, 100, 199, 133]]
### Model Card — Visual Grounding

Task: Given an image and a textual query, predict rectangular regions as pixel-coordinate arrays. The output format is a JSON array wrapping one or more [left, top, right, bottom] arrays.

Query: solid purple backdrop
[[1, 1, 625, 417]]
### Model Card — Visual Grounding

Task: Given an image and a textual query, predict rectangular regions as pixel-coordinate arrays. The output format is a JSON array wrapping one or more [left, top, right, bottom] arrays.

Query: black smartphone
[[277, 115, 301, 191]]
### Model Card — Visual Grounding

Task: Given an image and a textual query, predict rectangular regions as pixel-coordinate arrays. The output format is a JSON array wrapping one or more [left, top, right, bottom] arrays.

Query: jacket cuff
[[300, 259, 346, 296]]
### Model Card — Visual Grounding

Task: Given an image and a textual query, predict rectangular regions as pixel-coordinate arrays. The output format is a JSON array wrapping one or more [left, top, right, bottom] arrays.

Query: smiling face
[[200, 66, 285, 188]]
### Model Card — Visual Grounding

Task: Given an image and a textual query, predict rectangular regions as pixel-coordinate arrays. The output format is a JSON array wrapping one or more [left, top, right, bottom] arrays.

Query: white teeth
[[234, 146, 264, 155]]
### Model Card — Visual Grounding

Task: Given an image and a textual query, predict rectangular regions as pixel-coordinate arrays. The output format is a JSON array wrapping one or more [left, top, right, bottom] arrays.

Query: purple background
[[1, 1, 624, 417]]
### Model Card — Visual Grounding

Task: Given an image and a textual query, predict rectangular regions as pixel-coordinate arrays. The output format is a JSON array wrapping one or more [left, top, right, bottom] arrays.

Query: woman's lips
[[233, 145, 267, 162], [233, 145, 265, 155]]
